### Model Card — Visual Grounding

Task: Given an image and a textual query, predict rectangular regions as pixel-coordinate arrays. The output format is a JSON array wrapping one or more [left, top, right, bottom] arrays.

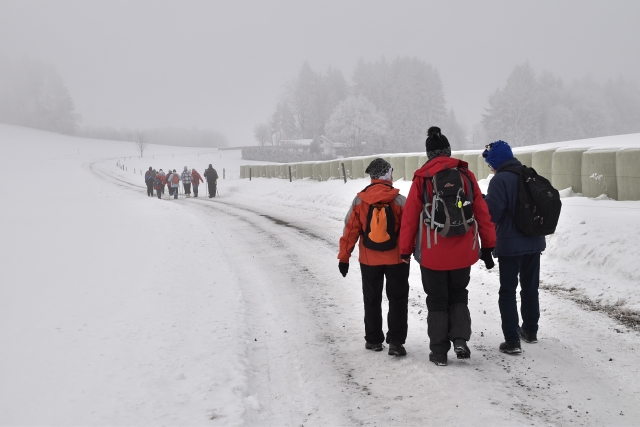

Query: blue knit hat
[[483, 140, 514, 170]]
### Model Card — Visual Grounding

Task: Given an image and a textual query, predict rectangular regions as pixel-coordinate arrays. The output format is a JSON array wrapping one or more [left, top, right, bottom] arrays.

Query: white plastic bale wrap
[[260, 165, 267, 178], [302, 163, 313, 178], [582, 148, 618, 199], [462, 151, 482, 177], [341, 159, 353, 180], [532, 149, 556, 181], [418, 155, 429, 167], [552, 148, 588, 193], [477, 155, 492, 180], [616, 148, 640, 201], [450, 151, 466, 162], [295, 163, 303, 180], [513, 150, 534, 168], [239, 166, 244, 179], [351, 158, 364, 179], [312, 163, 322, 180], [390, 155, 405, 182], [321, 161, 331, 181], [404, 155, 420, 181], [330, 160, 341, 179]]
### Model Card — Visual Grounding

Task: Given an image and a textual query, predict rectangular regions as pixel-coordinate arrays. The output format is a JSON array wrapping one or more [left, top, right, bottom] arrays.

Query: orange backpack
[[363, 202, 397, 251], [172, 174, 179, 184]]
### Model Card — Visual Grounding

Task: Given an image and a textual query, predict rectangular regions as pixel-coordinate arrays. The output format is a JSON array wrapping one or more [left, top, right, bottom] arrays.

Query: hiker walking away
[[181, 166, 193, 197], [191, 168, 203, 197], [483, 140, 553, 355], [338, 158, 409, 357], [204, 164, 218, 198], [399, 127, 497, 366], [167, 169, 180, 199], [166, 167, 174, 197], [157, 168, 166, 195], [144, 167, 155, 197], [153, 170, 165, 199]]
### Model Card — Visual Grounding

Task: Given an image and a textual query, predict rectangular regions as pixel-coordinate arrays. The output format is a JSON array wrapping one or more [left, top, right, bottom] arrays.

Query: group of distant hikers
[[339, 126, 561, 366], [144, 164, 219, 199]]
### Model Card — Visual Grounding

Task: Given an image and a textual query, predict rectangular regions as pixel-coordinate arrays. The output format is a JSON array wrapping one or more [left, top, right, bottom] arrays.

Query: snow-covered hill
[[2, 124, 640, 425]]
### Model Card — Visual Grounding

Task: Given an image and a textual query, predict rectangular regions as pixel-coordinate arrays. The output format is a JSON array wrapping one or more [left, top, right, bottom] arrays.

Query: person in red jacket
[[191, 169, 203, 198], [399, 127, 497, 366], [153, 172, 166, 199], [338, 158, 409, 357]]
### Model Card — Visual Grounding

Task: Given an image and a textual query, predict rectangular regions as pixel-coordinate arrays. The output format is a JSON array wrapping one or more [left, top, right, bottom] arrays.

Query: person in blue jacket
[[483, 140, 546, 355]]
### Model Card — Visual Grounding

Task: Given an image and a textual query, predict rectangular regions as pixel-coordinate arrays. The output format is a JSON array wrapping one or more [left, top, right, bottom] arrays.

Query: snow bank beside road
[[0, 125, 248, 425]]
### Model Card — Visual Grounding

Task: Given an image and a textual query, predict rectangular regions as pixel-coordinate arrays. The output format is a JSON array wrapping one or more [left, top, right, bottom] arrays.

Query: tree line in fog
[[0, 54, 227, 147], [257, 59, 640, 154]]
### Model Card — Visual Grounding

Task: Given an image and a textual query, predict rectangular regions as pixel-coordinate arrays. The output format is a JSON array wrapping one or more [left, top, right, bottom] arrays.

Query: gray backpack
[[414, 167, 479, 261]]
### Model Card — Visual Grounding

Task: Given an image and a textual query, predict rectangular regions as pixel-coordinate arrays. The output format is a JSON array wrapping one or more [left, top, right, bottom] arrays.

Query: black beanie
[[425, 126, 451, 160], [365, 158, 392, 179]]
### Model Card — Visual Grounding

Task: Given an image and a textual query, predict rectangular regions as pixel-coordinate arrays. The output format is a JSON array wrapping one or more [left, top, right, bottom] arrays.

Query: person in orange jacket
[[338, 158, 409, 356]]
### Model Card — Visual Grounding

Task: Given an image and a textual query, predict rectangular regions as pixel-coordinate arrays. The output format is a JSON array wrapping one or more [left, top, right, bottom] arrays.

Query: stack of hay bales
[[616, 148, 640, 201], [582, 148, 618, 199], [552, 148, 588, 193], [532, 148, 556, 181]]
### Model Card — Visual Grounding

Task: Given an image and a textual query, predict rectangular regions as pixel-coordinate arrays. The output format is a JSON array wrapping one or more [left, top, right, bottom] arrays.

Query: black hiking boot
[[388, 342, 406, 357], [429, 352, 447, 366], [365, 342, 384, 352], [519, 328, 538, 343], [499, 341, 522, 355], [453, 339, 471, 359]]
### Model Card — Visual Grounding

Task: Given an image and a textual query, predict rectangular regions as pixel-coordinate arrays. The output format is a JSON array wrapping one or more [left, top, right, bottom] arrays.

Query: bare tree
[[135, 129, 149, 157], [253, 123, 272, 146]]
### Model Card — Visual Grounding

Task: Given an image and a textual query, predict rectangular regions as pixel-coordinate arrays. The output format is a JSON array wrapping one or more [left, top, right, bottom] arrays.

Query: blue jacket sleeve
[[484, 175, 509, 224]]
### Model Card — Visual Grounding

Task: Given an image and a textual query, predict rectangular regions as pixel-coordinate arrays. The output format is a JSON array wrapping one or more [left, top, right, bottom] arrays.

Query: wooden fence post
[[341, 162, 347, 184]]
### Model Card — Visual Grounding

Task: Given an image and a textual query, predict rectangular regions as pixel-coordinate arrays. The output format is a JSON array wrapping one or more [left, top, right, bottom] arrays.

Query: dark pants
[[208, 181, 216, 197], [146, 182, 153, 196], [156, 188, 162, 198], [498, 253, 541, 342], [173, 187, 178, 199], [183, 183, 191, 195], [193, 185, 198, 197], [360, 263, 410, 345], [168, 186, 173, 196], [420, 266, 472, 354]]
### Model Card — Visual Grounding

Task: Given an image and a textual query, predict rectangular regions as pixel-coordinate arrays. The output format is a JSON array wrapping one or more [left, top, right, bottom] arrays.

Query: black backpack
[[360, 184, 398, 251], [504, 166, 562, 237], [414, 167, 477, 262]]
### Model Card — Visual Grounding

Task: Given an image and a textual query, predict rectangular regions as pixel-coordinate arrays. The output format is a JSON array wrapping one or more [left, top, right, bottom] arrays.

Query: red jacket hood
[[357, 180, 400, 204], [414, 156, 470, 179]]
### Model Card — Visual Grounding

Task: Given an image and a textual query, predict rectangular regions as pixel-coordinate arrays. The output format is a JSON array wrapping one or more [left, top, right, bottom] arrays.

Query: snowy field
[[1, 124, 640, 426]]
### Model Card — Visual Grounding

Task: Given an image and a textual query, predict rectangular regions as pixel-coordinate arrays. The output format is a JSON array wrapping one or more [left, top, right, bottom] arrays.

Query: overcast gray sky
[[1, 0, 639, 145]]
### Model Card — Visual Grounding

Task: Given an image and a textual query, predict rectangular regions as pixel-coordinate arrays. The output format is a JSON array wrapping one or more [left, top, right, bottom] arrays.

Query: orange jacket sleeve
[[338, 196, 363, 263]]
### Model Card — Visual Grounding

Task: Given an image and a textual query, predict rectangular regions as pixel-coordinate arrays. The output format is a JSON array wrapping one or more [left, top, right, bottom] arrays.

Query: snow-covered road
[[2, 125, 640, 426]]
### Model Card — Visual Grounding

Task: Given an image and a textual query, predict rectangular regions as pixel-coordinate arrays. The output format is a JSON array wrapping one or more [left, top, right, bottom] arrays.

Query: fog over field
[[1, 0, 639, 146]]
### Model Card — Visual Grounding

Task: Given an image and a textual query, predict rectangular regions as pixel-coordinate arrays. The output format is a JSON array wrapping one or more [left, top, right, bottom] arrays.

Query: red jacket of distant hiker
[[399, 156, 496, 271], [338, 180, 406, 266], [192, 170, 203, 186], [153, 174, 165, 190]]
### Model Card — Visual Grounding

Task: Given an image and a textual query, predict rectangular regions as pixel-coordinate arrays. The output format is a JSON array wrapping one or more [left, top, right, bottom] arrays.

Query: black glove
[[339, 262, 349, 277], [401, 254, 411, 264], [480, 248, 495, 270]]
